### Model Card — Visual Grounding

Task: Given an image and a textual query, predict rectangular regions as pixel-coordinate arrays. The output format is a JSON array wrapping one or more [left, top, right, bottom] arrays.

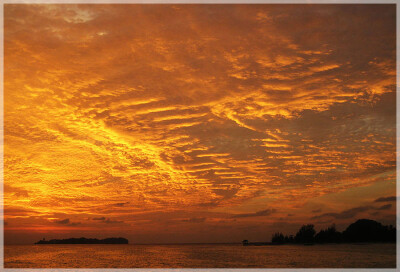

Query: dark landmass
[[243, 219, 396, 246], [35, 237, 128, 244], [241, 241, 272, 246]]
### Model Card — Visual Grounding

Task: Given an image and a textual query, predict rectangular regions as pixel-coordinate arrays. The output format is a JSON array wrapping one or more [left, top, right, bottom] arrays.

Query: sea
[[4, 243, 396, 268]]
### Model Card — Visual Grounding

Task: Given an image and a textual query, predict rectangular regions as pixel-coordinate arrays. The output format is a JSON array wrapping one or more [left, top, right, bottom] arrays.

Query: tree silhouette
[[284, 235, 294, 243], [271, 232, 285, 244], [295, 224, 315, 244], [315, 224, 342, 243], [248, 219, 395, 246], [343, 219, 396, 243]]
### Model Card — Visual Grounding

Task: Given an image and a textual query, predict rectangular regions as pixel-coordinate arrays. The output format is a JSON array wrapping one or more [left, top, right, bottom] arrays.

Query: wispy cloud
[[232, 209, 277, 218], [374, 196, 396, 203], [312, 204, 393, 220]]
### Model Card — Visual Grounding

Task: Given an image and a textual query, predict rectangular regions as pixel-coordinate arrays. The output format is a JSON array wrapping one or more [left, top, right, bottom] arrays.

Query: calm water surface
[[4, 243, 396, 268]]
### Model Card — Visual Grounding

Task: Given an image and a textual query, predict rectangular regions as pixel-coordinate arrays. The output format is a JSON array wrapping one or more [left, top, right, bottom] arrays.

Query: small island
[[35, 237, 129, 244]]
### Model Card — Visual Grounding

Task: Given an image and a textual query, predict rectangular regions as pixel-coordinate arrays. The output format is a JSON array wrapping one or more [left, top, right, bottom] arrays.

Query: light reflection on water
[[4, 243, 396, 268]]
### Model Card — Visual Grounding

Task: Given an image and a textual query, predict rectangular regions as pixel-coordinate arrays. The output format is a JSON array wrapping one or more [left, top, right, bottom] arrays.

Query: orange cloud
[[4, 4, 396, 244]]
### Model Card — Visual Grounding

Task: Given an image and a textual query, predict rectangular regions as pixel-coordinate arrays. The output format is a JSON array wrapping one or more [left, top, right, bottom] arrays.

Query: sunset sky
[[4, 4, 396, 244]]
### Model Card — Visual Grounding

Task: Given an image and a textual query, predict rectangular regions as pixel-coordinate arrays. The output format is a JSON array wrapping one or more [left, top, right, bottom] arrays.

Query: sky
[[4, 4, 396, 244]]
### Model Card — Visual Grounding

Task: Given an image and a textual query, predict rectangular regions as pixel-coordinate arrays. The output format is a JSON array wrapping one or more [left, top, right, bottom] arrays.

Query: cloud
[[53, 218, 81, 226], [3, 4, 396, 243], [377, 204, 392, 210], [374, 196, 396, 203], [4, 207, 39, 216], [54, 218, 70, 224], [113, 202, 129, 207], [212, 187, 239, 200], [104, 218, 124, 224], [312, 203, 393, 220], [92, 217, 124, 224], [182, 217, 206, 223], [232, 208, 276, 218], [4, 184, 29, 198]]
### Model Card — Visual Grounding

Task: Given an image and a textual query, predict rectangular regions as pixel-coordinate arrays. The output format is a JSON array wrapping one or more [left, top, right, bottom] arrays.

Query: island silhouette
[[243, 219, 396, 246], [35, 237, 128, 244]]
